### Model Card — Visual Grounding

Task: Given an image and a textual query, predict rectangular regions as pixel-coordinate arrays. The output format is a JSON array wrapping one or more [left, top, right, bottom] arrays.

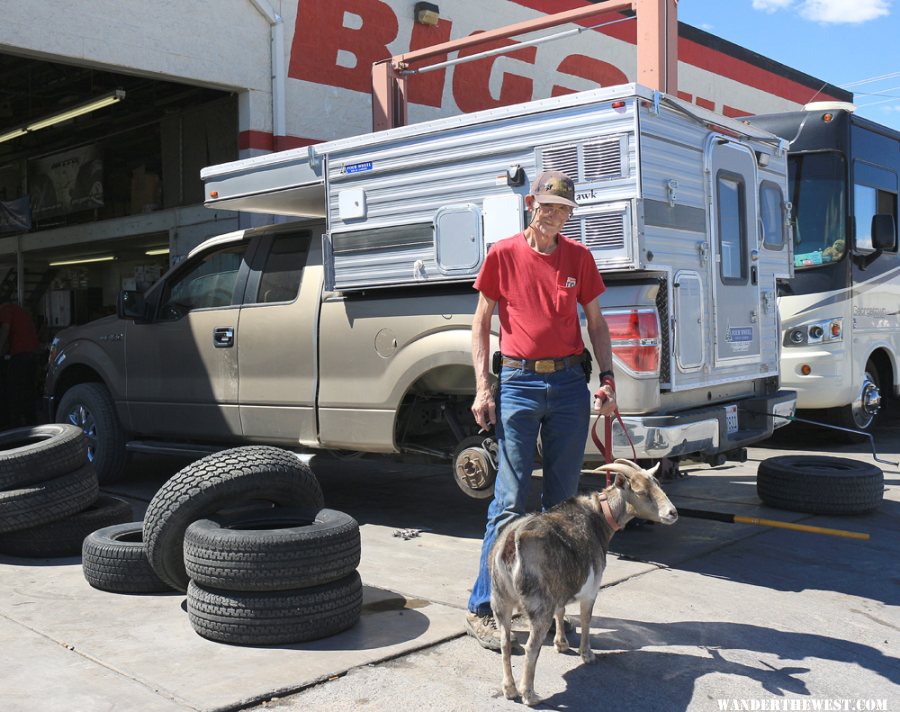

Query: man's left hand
[[592, 384, 616, 416]]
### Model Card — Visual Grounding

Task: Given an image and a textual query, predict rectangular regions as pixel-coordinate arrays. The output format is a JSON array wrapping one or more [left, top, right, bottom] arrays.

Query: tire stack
[[184, 506, 362, 645], [0, 425, 132, 558], [136, 445, 362, 645]]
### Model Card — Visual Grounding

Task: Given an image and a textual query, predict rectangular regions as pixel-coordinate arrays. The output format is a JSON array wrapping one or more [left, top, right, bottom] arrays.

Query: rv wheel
[[827, 362, 882, 441]]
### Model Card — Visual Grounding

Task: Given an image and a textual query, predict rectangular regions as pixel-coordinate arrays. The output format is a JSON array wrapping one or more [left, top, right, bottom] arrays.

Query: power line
[[841, 70, 900, 88]]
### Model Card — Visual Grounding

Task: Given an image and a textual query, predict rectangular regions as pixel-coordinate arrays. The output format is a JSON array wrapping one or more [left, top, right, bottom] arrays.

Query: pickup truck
[[46, 85, 797, 490]]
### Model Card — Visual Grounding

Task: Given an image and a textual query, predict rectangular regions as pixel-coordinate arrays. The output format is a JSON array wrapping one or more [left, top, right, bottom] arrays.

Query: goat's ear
[[615, 472, 629, 489], [646, 462, 661, 478]]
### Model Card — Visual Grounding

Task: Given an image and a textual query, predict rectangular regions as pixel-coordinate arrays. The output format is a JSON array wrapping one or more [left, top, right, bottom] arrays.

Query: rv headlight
[[784, 318, 843, 347]]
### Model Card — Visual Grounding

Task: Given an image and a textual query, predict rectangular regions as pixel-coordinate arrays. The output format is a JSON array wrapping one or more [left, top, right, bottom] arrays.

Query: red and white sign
[[242, 0, 847, 150]]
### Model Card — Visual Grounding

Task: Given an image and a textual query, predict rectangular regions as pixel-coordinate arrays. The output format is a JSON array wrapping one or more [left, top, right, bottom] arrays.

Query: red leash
[[590, 407, 637, 486]]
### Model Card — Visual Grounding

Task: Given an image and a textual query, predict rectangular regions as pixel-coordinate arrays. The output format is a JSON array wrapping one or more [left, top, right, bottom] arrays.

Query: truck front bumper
[[584, 389, 797, 462]]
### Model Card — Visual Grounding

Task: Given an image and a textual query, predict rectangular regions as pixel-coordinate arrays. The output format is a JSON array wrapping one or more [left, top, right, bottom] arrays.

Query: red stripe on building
[[509, 0, 843, 106], [239, 131, 321, 152]]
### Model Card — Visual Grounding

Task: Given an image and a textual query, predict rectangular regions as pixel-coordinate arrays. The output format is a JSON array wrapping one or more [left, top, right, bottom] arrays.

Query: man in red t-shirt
[[465, 170, 617, 650], [0, 301, 40, 427]]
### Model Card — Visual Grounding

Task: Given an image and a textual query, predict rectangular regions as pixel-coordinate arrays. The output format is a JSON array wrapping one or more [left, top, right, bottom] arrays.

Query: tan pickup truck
[[46, 85, 797, 490]]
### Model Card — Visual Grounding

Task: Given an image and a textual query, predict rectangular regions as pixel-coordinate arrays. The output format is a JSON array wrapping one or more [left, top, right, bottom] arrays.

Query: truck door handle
[[213, 327, 234, 348]]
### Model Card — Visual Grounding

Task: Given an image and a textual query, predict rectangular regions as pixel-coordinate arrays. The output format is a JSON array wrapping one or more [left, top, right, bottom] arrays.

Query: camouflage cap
[[529, 169, 578, 208]]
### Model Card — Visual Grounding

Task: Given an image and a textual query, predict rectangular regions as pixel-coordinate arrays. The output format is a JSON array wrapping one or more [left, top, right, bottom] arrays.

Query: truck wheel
[[757, 455, 883, 515], [0, 464, 99, 534], [0, 424, 88, 490], [186, 572, 363, 645], [184, 507, 360, 591], [82, 522, 174, 593], [828, 362, 882, 441], [143, 446, 324, 592], [0, 494, 132, 558], [452, 436, 498, 499], [57, 383, 127, 484]]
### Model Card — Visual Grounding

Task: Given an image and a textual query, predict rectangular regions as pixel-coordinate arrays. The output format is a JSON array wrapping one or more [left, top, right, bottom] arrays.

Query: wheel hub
[[66, 405, 98, 462], [452, 436, 498, 498], [851, 373, 881, 428]]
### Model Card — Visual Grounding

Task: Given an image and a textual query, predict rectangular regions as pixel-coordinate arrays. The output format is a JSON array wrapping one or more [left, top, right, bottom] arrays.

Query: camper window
[[716, 172, 747, 283], [760, 181, 786, 250]]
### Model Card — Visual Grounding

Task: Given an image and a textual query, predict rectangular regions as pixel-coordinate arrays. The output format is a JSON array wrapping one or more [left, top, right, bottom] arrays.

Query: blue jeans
[[467, 362, 590, 616]]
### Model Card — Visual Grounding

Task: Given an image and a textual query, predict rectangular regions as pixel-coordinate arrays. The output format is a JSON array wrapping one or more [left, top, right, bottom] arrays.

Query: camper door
[[707, 138, 762, 366]]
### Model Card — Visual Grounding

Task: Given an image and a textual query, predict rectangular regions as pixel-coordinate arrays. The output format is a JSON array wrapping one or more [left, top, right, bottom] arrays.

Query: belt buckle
[[534, 359, 555, 374]]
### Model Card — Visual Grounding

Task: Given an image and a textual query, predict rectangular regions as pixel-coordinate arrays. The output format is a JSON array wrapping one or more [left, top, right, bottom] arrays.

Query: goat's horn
[[595, 463, 635, 478], [646, 461, 661, 477], [614, 458, 642, 471]]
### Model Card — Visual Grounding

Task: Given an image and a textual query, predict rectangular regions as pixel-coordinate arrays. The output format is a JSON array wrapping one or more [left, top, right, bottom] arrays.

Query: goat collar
[[597, 492, 621, 532]]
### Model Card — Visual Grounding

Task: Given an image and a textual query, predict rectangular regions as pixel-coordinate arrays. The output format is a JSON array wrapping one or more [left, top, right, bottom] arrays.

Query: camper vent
[[537, 135, 627, 183], [565, 211, 627, 251], [583, 137, 626, 182]]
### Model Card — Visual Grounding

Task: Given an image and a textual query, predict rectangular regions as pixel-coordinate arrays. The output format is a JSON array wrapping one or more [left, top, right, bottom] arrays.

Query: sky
[[677, 0, 900, 131]]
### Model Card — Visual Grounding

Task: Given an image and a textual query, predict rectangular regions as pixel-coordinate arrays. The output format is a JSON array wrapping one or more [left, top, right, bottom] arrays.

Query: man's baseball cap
[[529, 169, 578, 208]]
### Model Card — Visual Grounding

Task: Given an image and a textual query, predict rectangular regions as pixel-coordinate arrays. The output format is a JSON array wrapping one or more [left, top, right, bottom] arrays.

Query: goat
[[489, 459, 678, 706]]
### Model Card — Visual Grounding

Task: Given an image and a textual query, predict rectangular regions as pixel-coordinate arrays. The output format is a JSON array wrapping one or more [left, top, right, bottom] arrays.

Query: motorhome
[[750, 106, 900, 436]]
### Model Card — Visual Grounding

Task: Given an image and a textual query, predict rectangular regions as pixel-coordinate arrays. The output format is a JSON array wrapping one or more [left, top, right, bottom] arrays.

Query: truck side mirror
[[117, 290, 146, 320], [872, 213, 896, 251]]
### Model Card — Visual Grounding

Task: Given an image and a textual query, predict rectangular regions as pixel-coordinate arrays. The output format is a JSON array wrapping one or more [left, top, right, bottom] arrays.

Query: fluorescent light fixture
[[0, 89, 125, 145], [49, 255, 116, 267], [145, 247, 170, 256], [0, 127, 27, 143]]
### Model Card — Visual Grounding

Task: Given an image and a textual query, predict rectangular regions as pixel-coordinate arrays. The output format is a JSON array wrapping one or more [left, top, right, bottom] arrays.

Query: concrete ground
[[1, 418, 898, 712]]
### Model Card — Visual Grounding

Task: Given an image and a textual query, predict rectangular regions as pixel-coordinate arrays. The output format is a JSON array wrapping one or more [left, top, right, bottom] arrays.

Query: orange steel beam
[[372, 0, 677, 131]]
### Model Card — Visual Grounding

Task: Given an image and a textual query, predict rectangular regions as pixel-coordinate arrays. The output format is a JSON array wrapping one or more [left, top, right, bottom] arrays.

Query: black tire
[[187, 572, 363, 645], [757, 455, 883, 515], [0, 424, 88, 490], [0, 464, 99, 534], [56, 383, 128, 485], [0, 494, 132, 558], [82, 522, 173, 593], [143, 447, 324, 592], [184, 507, 360, 591]]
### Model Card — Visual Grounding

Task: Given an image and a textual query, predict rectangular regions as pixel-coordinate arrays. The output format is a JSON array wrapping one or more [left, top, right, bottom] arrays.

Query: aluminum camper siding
[[636, 101, 790, 393], [324, 92, 644, 290]]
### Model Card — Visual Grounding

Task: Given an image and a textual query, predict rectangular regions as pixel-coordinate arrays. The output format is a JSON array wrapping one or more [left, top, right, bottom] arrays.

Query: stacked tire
[[136, 445, 362, 645], [184, 507, 362, 645], [0, 425, 132, 558]]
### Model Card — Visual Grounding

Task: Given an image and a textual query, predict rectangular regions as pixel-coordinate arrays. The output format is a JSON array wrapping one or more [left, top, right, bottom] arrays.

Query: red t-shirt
[[0, 303, 39, 355], [474, 232, 605, 359]]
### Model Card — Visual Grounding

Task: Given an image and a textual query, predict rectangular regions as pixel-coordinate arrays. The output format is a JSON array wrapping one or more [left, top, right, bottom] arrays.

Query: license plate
[[725, 404, 739, 434]]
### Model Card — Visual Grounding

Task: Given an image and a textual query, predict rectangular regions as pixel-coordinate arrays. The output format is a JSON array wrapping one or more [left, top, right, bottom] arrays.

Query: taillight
[[602, 307, 660, 376]]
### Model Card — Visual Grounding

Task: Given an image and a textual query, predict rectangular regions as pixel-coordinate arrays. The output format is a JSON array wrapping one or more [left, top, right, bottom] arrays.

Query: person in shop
[[0, 301, 41, 428]]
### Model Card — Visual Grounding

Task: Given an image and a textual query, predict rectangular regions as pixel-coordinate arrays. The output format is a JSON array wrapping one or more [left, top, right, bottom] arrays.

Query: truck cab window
[[159, 242, 247, 320], [789, 152, 847, 269], [255, 234, 309, 303], [760, 181, 786, 249], [716, 172, 746, 282]]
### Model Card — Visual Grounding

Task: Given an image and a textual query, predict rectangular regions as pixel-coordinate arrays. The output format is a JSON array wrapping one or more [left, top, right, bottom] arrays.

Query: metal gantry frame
[[371, 0, 679, 131]]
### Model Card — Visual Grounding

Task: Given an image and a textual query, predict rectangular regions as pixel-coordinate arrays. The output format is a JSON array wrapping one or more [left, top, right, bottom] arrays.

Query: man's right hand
[[471, 387, 496, 431]]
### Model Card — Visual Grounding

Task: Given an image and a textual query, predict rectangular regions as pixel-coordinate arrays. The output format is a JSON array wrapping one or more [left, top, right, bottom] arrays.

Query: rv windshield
[[788, 151, 847, 270]]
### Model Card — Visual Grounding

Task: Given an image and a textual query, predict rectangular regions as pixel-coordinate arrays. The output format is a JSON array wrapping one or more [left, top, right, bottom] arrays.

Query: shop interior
[[0, 53, 238, 343]]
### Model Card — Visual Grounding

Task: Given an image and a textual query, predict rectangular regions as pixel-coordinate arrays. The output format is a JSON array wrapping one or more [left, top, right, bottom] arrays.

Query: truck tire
[[143, 447, 324, 592], [0, 464, 99, 534], [0, 424, 88, 490], [184, 507, 360, 591], [0, 495, 132, 558], [186, 572, 363, 645], [757, 455, 883, 515], [57, 383, 128, 484], [82, 522, 174, 593]]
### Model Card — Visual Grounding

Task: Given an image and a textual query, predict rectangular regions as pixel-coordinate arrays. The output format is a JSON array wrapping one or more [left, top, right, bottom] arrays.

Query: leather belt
[[501, 352, 586, 374]]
